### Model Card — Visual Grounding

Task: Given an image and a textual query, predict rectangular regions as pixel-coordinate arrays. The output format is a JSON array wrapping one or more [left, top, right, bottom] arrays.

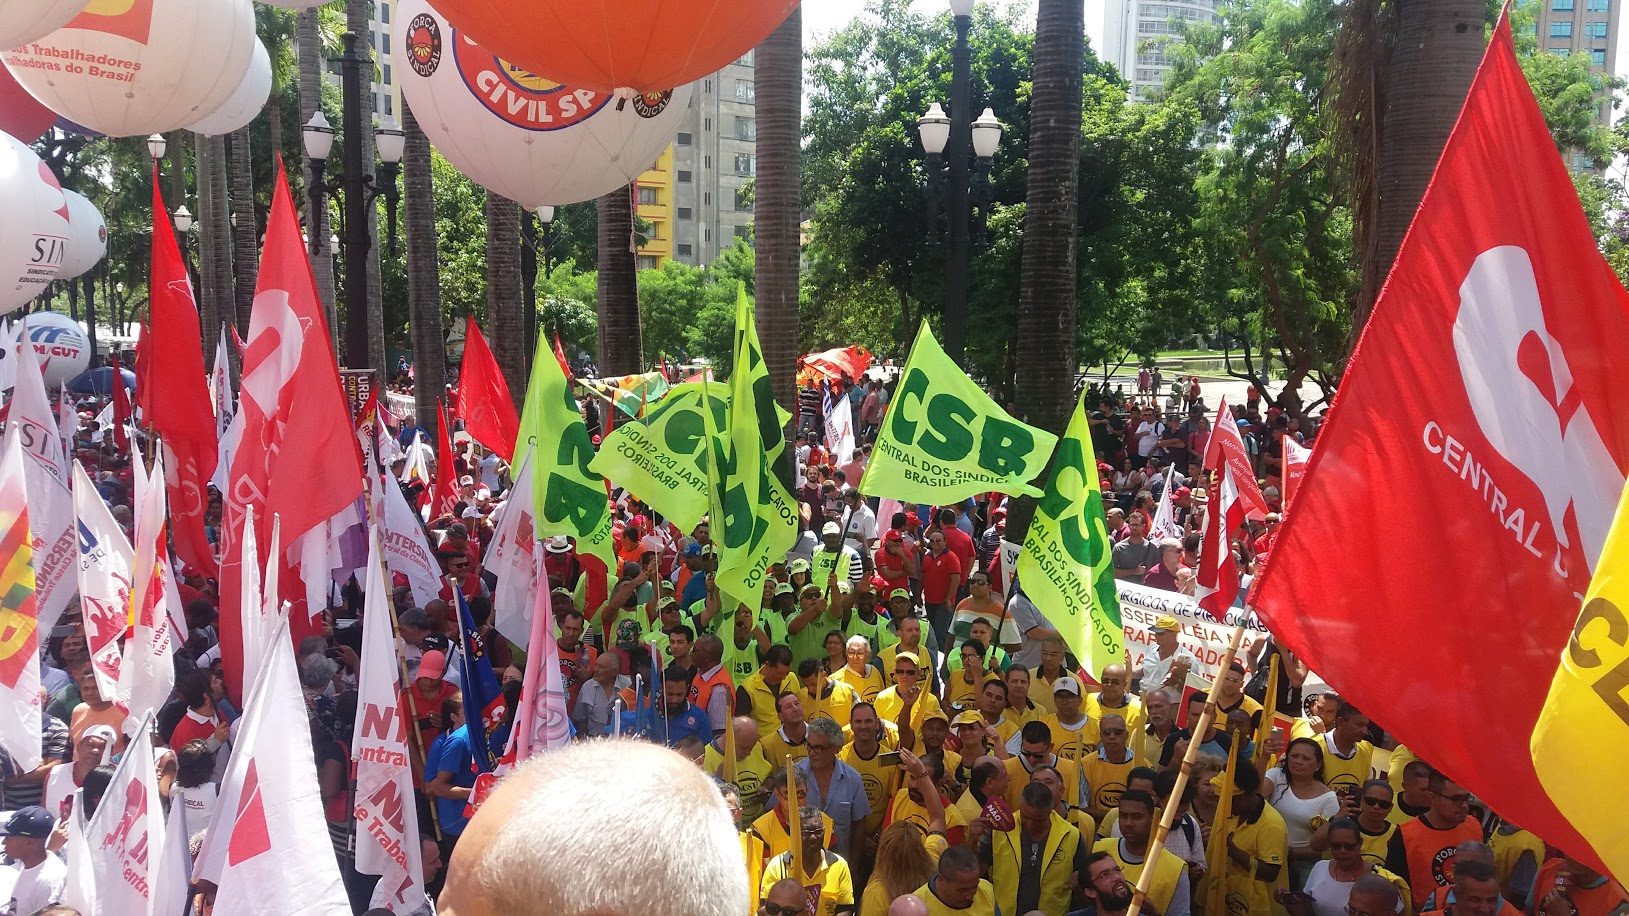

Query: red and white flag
[[146, 172, 218, 578], [56, 383, 75, 446], [217, 159, 364, 698], [118, 453, 179, 721], [430, 400, 459, 520], [0, 432, 42, 771], [1150, 467, 1184, 540], [200, 618, 349, 911], [10, 329, 75, 637], [509, 552, 571, 763], [456, 315, 519, 461], [352, 527, 427, 912], [1281, 437, 1311, 513], [379, 465, 442, 608], [1251, 15, 1629, 869], [110, 354, 132, 454], [487, 453, 537, 643], [1194, 430, 1245, 621], [1203, 397, 1269, 520], [211, 325, 243, 495], [83, 715, 165, 916], [72, 461, 133, 702]]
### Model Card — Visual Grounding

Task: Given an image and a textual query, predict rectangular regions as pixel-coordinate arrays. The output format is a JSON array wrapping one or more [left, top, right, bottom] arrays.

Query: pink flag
[[84, 715, 165, 915], [1281, 436, 1311, 513], [352, 527, 427, 911], [510, 552, 571, 762], [1202, 397, 1269, 521]]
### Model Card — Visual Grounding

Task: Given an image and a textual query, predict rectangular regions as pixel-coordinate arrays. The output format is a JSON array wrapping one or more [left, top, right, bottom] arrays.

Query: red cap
[[884, 529, 903, 542]]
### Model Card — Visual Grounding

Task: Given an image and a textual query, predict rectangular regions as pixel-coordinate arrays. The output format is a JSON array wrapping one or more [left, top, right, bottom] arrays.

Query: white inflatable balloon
[[0, 0, 92, 52], [256, 0, 327, 7], [187, 36, 270, 136], [57, 189, 106, 280], [1, 0, 257, 138], [395, 0, 694, 208], [17, 311, 91, 387], [0, 131, 68, 314]]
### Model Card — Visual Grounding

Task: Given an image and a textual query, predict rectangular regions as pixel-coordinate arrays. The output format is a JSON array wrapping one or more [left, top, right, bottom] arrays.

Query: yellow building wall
[[636, 144, 675, 263]]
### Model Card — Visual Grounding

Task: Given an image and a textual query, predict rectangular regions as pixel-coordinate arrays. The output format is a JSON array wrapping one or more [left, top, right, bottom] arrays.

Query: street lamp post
[[301, 31, 404, 371], [918, 0, 1000, 368]]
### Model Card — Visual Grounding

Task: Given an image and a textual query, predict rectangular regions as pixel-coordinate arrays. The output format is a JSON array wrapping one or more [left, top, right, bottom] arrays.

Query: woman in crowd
[[1266, 737, 1341, 891]]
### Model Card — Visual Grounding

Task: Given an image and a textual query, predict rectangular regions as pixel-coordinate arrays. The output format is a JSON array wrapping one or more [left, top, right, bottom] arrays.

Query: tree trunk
[[349, 0, 385, 373], [81, 272, 96, 366], [229, 126, 257, 336], [298, 8, 338, 333], [753, 7, 801, 437], [403, 98, 444, 443], [194, 132, 218, 343], [596, 185, 641, 376], [1362, 1, 1483, 331], [485, 191, 526, 409], [209, 133, 234, 347], [1007, 0, 1085, 543]]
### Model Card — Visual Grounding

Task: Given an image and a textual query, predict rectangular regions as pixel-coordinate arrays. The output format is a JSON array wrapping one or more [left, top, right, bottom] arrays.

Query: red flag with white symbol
[[1251, 15, 1628, 871], [456, 315, 519, 461], [72, 461, 133, 702], [431, 399, 459, 519], [1194, 398, 1245, 621], [1281, 436, 1310, 513], [1203, 395, 1269, 521]]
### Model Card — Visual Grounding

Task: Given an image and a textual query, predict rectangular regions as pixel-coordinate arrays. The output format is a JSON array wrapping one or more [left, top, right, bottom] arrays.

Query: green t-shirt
[[789, 611, 844, 667]]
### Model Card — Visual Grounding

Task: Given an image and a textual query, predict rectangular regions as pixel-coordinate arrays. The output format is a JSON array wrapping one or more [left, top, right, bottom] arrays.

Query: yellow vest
[[1084, 692, 1144, 734], [706, 742, 774, 822], [760, 726, 810, 767], [792, 679, 859, 730], [1491, 826, 1545, 891], [1096, 837, 1185, 915], [1039, 713, 1099, 765], [1321, 735, 1375, 795], [741, 669, 789, 738], [741, 831, 765, 916], [749, 807, 835, 862], [988, 812, 1080, 916], [1002, 755, 1085, 809], [913, 878, 998, 916], [1080, 746, 1143, 811]]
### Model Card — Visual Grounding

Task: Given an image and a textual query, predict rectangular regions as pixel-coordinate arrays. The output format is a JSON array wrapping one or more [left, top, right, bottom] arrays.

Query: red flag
[[216, 159, 365, 697], [455, 316, 519, 461], [431, 399, 459, 520], [1252, 16, 1627, 870], [1194, 398, 1244, 621], [1203, 398, 1269, 520], [146, 170, 220, 577], [109, 353, 131, 453], [1281, 436, 1310, 513], [552, 333, 572, 379]]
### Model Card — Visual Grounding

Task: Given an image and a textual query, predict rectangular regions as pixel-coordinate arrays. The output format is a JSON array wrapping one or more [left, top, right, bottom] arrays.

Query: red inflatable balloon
[[430, 0, 800, 92], [0, 67, 56, 146]]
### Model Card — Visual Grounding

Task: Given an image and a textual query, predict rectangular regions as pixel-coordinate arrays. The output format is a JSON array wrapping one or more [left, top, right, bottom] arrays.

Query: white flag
[[0, 432, 43, 771], [211, 325, 233, 433], [83, 715, 165, 916], [0, 319, 15, 393], [203, 619, 350, 913], [399, 430, 430, 485], [380, 465, 442, 608], [151, 781, 192, 916], [57, 383, 76, 446], [1151, 466, 1183, 540], [72, 461, 134, 702], [510, 552, 570, 763], [13, 330, 76, 637], [487, 453, 537, 642], [353, 527, 428, 911], [60, 800, 95, 914], [119, 452, 178, 720], [824, 394, 856, 468]]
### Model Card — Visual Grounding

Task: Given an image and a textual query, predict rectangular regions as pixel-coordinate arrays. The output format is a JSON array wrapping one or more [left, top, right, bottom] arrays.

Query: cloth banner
[[487, 453, 538, 643], [797, 345, 873, 387], [11, 330, 74, 637], [379, 465, 443, 608], [72, 461, 134, 701], [588, 382, 729, 532], [824, 393, 856, 469], [1116, 581, 1266, 685], [513, 336, 616, 571], [0, 432, 42, 771]]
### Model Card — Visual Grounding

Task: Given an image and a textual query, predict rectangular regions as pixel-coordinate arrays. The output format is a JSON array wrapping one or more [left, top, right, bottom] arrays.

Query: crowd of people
[[0, 369, 1624, 916]]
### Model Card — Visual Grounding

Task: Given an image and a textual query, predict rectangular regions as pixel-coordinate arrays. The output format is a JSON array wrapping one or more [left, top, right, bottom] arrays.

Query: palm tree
[[229, 126, 257, 332], [347, 0, 385, 372], [485, 191, 526, 406], [298, 7, 337, 329], [596, 185, 641, 376], [754, 7, 801, 442], [1008, 0, 1085, 542], [403, 98, 444, 443], [255, 4, 297, 167]]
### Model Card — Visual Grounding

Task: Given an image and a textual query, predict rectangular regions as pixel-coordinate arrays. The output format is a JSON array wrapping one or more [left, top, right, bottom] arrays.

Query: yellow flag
[[1532, 485, 1629, 882]]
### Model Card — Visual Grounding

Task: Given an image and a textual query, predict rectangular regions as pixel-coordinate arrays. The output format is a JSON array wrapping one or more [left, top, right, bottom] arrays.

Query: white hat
[[821, 521, 840, 536], [545, 535, 572, 554], [461, 506, 483, 519], [1052, 676, 1083, 696]]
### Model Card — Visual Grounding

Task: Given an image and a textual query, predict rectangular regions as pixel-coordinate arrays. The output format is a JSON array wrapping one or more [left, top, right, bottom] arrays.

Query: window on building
[[735, 118, 756, 141], [382, 63, 392, 86], [678, 207, 693, 219], [638, 187, 659, 205], [1585, 20, 1609, 37], [677, 243, 694, 257], [1549, 46, 1572, 54], [677, 170, 693, 183], [737, 50, 755, 66], [734, 153, 756, 176], [1551, 20, 1574, 36], [734, 225, 753, 242], [735, 189, 753, 212], [704, 79, 713, 93], [1592, 48, 1607, 64], [735, 80, 755, 102], [384, 95, 393, 116], [380, 32, 390, 55], [677, 132, 692, 145], [704, 192, 712, 205], [380, 2, 389, 22], [1588, 0, 1609, 11], [638, 255, 661, 270], [704, 155, 712, 168], [1555, 0, 1576, 8], [704, 117, 712, 131]]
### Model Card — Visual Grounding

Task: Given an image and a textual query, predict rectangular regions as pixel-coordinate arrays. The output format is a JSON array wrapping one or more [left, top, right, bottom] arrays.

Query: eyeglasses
[[1021, 750, 1049, 762], [807, 742, 835, 752], [1438, 792, 1472, 805], [764, 904, 804, 916], [1362, 796, 1392, 810]]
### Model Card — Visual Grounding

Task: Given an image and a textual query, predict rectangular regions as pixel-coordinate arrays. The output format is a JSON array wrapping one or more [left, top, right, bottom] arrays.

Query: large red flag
[[455, 315, 519, 461], [1252, 16, 1628, 870], [1203, 398, 1269, 520], [1281, 436, 1310, 513], [216, 159, 365, 697], [109, 353, 131, 454], [145, 171, 219, 577], [1194, 400, 1244, 620], [431, 399, 459, 519]]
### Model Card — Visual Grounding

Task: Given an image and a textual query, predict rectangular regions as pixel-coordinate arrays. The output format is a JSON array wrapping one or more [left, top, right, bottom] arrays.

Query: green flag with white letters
[[589, 382, 729, 531], [858, 322, 1059, 503], [513, 337, 615, 569], [1017, 390, 1123, 678]]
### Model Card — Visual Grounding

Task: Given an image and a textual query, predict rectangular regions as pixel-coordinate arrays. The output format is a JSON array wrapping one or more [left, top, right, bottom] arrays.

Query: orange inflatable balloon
[[430, 0, 800, 92]]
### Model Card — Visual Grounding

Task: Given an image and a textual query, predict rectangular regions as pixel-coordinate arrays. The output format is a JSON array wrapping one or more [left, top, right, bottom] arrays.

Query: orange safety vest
[[1400, 814, 1484, 908], [691, 666, 736, 717]]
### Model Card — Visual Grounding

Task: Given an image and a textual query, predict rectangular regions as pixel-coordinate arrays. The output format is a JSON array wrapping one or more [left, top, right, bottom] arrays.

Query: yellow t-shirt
[[1359, 819, 1397, 867], [761, 726, 810, 767], [1219, 803, 1289, 916], [1217, 691, 1265, 724], [831, 663, 887, 703], [1084, 693, 1144, 735], [1005, 701, 1045, 728], [839, 739, 900, 838], [1003, 755, 1086, 809], [792, 679, 859, 731], [1320, 734, 1375, 796], [1031, 671, 1066, 714], [750, 808, 835, 862], [873, 687, 946, 752], [941, 669, 994, 714], [706, 742, 774, 823], [740, 669, 790, 738], [1387, 743, 1417, 791], [761, 850, 854, 916], [1079, 747, 1143, 812], [887, 786, 968, 837], [1039, 713, 1099, 765], [911, 878, 998, 916], [1490, 826, 1545, 892]]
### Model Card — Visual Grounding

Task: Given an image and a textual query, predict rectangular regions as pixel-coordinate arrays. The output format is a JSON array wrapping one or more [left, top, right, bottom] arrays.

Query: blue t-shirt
[[679, 570, 709, 614], [648, 703, 712, 748], [424, 724, 476, 836]]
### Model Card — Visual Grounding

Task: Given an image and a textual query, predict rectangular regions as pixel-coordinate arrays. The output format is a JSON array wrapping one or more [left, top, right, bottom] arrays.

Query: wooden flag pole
[[1253, 654, 1280, 770], [1126, 622, 1248, 916], [1207, 735, 1241, 916], [785, 753, 804, 880], [723, 711, 739, 784]]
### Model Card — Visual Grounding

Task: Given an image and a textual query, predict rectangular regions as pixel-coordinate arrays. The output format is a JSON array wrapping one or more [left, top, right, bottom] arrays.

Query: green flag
[[588, 382, 729, 531], [514, 336, 615, 569], [1016, 390, 1124, 679], [707, 286, 798, 604], [859, 322, 1059, 503]]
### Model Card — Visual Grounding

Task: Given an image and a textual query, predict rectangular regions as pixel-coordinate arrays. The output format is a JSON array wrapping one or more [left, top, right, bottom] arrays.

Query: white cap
[[822, 521, 841, 536], [1052, 675, 1083, 696]]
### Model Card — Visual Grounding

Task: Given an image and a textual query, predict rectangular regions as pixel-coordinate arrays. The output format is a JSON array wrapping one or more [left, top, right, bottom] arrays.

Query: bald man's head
[[887, 893, 929, 916], [441, 739, 746, 916], [762, 879, 805, 914]]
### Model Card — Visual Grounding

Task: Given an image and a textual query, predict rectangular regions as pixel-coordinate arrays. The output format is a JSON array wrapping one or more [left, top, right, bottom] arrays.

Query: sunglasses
[[1362, 796, 1392, 809], [763, 905, 804, 916]]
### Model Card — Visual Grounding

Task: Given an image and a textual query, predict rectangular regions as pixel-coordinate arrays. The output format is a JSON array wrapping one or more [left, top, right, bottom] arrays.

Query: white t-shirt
[[42, 763, 78, 825], [1134, 420, 1165, 457], [1267, 778, 1341, 849], [1300, 860, 1358, 916], [479, 453, 502, 492], [842, 505, 878, 552], [0, 853, 67, 916], [173, 783, 219, 834]]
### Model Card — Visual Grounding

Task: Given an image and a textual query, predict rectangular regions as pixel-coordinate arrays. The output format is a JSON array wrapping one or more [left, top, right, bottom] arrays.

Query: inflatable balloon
[[0, 65, 58, 145], [2, 0, 257, 138], [429, 0, 798, 93], [256, 0, 328, 7], [0, 0, 92, 52], [0, 131, 68, 314], [397, 0, 693, 209], [57, 189, 105, 280], [187, 37, 270, 136], [17, 311, 91, 387]]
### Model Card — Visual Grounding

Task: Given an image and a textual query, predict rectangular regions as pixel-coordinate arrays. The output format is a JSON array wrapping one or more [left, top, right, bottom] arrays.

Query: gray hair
[[1158, 538, 1183, 552], [807, 717, 844, 747], [397, 607, 431, 631], [1144, 687, 1176, 705], [298, 654, 338, 689]]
